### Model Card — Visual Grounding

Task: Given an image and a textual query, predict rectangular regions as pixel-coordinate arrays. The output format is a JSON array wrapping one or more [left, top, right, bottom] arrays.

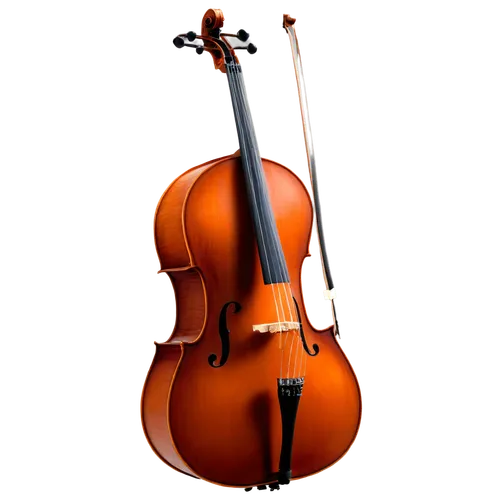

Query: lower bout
[[167, 341, 361, 487], [141, 344, 197, 478]]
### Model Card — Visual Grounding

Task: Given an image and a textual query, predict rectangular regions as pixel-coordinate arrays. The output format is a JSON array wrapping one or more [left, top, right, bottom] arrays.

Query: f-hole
[[208, 301, 242, 368], [293, 297, 319, 357]]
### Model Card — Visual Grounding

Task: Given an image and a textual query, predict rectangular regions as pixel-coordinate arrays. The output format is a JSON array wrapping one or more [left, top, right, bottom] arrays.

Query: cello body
[[141, 154, 361, 487]]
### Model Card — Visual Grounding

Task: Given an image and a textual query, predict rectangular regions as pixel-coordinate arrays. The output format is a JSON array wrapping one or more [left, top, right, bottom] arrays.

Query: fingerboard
[[226, 63, 290, 285]]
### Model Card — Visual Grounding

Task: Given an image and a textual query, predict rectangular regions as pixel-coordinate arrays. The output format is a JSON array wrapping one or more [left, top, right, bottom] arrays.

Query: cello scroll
[[172, 9, 257, 72]]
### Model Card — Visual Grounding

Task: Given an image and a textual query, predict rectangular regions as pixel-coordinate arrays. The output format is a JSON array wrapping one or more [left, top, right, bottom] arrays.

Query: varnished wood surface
[[142, 155, 361, 487]]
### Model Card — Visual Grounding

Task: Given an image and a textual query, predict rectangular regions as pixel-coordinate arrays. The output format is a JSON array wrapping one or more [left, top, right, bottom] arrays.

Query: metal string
[[227, 64, 304, 378]]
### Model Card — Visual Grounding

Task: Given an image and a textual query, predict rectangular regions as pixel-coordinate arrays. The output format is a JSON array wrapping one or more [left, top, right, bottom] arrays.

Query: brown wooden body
[[141, 154, 361, 487]]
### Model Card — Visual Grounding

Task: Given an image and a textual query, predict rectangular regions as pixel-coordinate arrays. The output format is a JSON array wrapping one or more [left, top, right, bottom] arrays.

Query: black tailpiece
[[277, 377, 304, 485]]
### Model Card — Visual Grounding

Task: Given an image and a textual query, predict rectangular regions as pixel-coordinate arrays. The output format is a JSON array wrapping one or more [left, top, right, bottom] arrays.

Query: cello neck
[[226, 62, 290, 285]]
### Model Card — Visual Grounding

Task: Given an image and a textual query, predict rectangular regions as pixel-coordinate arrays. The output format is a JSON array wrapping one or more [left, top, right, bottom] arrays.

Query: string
[[236, 58, 300, 377], [235, 62, 300, 356], [228, 64, 293, 378], [240, 65, 300, 378], [226, 65, 278, 291], [239, 67, 293, 332], [233, 66, 301, 380], [230, 60, 299, 378]]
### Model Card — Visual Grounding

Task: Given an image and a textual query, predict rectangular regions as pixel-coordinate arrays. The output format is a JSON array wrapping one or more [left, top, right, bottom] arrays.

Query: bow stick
[[283, 14, 341, 338]]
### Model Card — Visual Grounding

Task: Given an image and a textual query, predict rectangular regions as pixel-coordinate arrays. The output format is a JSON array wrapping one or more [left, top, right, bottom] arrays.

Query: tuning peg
[[247, 43, 257, 54], [173, 36, 184, 48], [237, 29, 249, 42], [186, 31, 197, 42]]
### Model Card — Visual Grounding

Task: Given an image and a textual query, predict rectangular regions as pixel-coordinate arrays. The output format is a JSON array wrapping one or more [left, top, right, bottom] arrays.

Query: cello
[[141, 9, 361, 490]]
